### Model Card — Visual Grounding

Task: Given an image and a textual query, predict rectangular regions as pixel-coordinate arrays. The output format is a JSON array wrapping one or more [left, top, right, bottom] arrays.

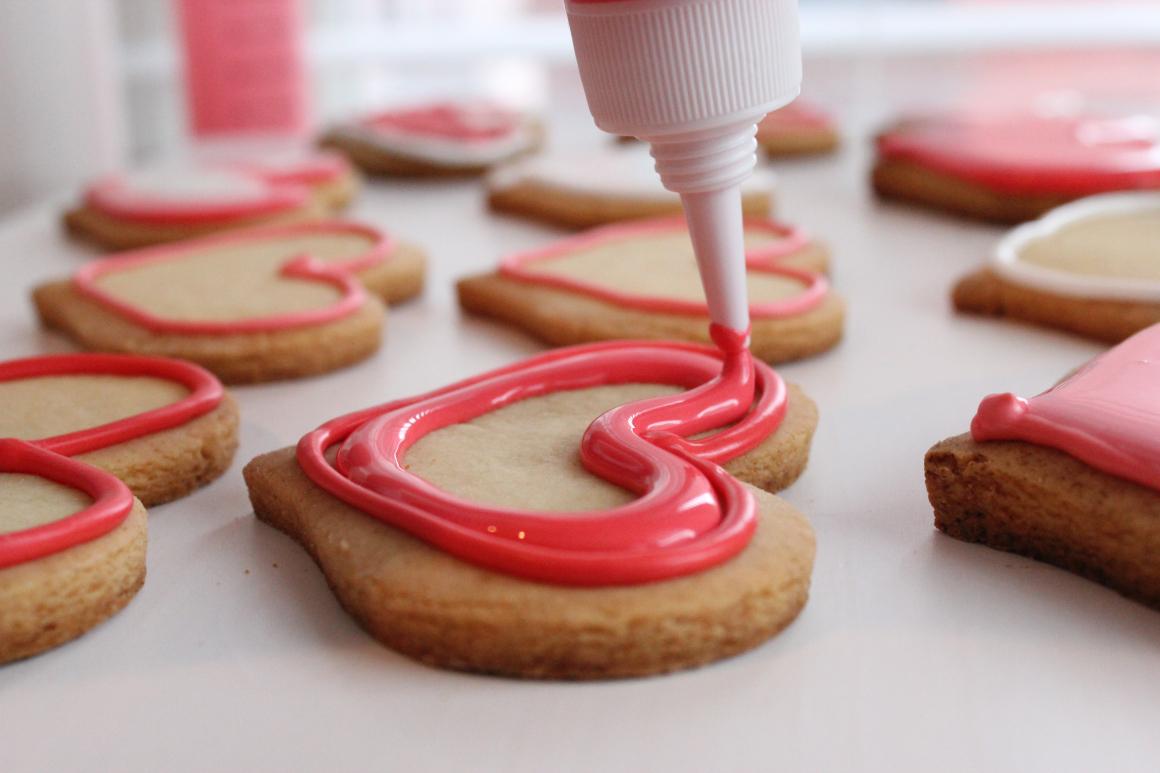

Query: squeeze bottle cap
[[565, 0, 802, 332]]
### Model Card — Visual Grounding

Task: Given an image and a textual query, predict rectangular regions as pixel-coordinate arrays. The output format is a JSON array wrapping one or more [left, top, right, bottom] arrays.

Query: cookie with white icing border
[[954, 192, 1160, 342], [0, 439, 147, 664], [0, 353, 237, 506], [487, 145, 776, 229], [458, 216, 844, 363], [245, 332, 817, 679], [925, 324, 1160, 609], [873, 112, 1160, 223], [34, 221, 425, 383], [64, 153, 357, 250], [320, 102, 542, 177]]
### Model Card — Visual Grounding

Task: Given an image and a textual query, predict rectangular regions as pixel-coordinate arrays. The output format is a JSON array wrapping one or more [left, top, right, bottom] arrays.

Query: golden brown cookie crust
[[0, 502, 147, 664], [758, 126, 840, 157], [243, 382, 818, 679], [925, 433, 1160, 609], [32, 280, 385, 384], [487, 179, 776, 230], [353, 241, 427, 305], [953, 267, 1160, 343], [62, 201, 328, 252], [458, 270, 844, 364], [74, 395, 239, 507], [872, 157, 1073, 224]]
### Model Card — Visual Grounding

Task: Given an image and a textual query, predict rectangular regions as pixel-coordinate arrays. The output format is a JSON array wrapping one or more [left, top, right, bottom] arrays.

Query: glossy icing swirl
[[298, 326, 786, 586]]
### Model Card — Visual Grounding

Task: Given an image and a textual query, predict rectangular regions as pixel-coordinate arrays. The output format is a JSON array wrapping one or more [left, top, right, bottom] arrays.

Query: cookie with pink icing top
[[64, 152, 359, 250], [320, 102, 542, 177], [873, 111, 1160, 223], [955, 192, 1160, 342], [0, 439, 147, 664], [756, 100, 840, 157], [458, 216, 844, 363], [33, 220, 426, 383], [925, 323, 1160, 609]]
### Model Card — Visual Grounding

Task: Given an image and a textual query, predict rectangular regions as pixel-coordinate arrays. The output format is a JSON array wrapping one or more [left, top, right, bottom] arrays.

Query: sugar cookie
[[459, 216, 843, 363], [873, 112, 1160, 222], [756, 100, 840, 157], [245, 331, 817, 679], [0, 439, 147, 664], [925, 324, 1160, 609], [34, 221, 425, 383], [64, 152, 358, 250], [487, 145, 775, 229], [320, 102, 541, 177], [0, 353, 237, 506], [954, 192, 1160, 342]]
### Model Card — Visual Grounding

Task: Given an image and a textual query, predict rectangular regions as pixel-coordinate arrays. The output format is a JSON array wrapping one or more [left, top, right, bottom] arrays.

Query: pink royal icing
[[972, 323, 1160, 491], [878, 112, 1160, 196]]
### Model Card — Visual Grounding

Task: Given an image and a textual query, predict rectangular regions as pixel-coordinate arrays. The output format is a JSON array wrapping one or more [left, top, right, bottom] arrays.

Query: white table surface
[[3, 84, 1159, 772]]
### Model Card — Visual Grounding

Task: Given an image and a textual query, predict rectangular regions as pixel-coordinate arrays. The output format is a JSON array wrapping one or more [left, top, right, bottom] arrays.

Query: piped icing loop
[[0, 438, 134, 569], [72, 220, 393, 335], [0, 353, 223, 456], [85, 168, 311, 224], [878, 112, 1160, 195], [498, 216, 828, 318], [298, 326, 787, 586], [971, 322, 1160, 491]]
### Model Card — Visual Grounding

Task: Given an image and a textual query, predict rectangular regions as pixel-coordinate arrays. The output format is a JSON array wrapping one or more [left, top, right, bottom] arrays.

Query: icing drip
[[298, 326, 786, 586], [972, 323, 1160, 491]]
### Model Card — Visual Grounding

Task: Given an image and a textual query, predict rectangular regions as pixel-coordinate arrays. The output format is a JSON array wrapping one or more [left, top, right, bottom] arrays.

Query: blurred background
[[1, 0, 1158, 215]]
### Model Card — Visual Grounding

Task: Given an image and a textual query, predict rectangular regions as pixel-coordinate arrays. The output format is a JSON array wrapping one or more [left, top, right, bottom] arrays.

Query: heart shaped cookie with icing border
[[320, 101, 543, 178], [64, 153, 359, 250], [486, 145, 776, 229], [0, 353, 236, 506], [458, 216, 845, 363], [245, 331, 818, 679], [34, 220, 426, 383], [954, 191, 1160, 342], [0, 438, 147, 664]]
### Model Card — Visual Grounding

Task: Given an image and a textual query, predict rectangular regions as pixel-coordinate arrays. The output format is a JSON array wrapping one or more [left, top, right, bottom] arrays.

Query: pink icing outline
[[359, 102, 523, 144], [85, 171, 312, 224], [234, 151, 351, 187], [970, 324, 1160, 492], [498, 216, 828, 319], [72, 220, 393, 335]]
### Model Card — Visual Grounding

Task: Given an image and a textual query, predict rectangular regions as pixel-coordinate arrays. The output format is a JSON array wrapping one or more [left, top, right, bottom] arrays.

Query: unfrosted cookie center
[[0, 374, 189, 441], [0, 473, 91, 534], [1017, 211, 1160, 279], [407, 384, 681, 512], [93, 232, 377, 322], [523, 229, 810, 303]]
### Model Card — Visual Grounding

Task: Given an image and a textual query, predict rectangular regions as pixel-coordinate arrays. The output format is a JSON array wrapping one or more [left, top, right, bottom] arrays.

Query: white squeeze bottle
[[564, 0, 802, 333]]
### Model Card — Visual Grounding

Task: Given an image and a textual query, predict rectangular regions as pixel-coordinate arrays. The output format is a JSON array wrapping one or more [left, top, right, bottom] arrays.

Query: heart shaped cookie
[[64, 153, 358, 250], [954, 192, 1160, 342], [320, 101, 542, 177], [0, 438, 146, 664], [34, 220, 426, 383], [873, 111, 1160, 222], [486, 144, 776, 229], [0, 353, 236, 506], [245, 330, 817, 679], [458, 216, 844, 363]]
